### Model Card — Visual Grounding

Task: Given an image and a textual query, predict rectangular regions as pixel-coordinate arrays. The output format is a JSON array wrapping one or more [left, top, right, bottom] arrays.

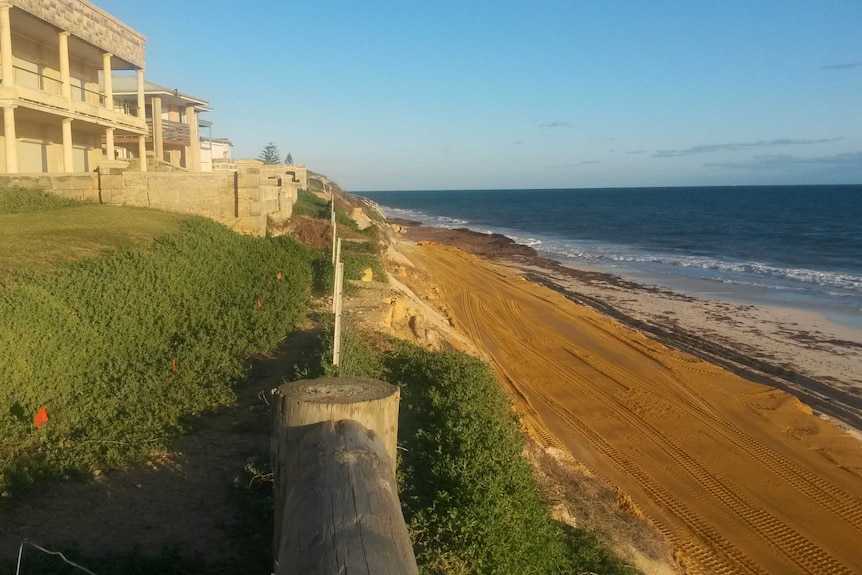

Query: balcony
[[148, 118, 191, 146], [5, 65, 146, 133], [12, 66, 104, 106]]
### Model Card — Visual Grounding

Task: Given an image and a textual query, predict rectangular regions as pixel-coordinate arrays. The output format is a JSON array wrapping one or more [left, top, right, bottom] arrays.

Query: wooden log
[[273, 419, 418, 575], [272, 377, 400, 472], [271, 378, 416, 575]]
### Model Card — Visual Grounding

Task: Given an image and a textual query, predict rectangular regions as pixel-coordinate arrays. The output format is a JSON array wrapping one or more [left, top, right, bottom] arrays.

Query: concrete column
[[105, 127, 114, 161], [3, 105, 17, 172], [62, 117, 74, 172], [186, 105, 200, 172], [138, 134, 147, 171], [102, 53, 113, 110], [136, 68, 145, 119], [151, 95, 163, 162], [58, 31, 71, 99], [0, 2, 13, 87]]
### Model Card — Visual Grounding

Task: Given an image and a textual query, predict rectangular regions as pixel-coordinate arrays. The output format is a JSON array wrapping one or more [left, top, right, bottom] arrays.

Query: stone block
[[123, 172, 148, 189], [237, 173, 259, 189], [53, 175, 97, 191], [100, 174, 124, 191]]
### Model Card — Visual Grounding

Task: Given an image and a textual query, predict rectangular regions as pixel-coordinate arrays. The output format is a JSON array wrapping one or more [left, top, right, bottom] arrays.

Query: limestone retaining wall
[[0, 167, 298, 236]]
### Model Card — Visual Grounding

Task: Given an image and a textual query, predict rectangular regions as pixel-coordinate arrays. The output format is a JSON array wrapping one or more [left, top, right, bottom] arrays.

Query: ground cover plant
[[306, 323, 639, 575], [0, 186, 79, 213], [341, 241, 386, 284], [0, 188, 188, 285], [2, 186, 637, 574], [291, 188, 330, 219], [0, 207, 313, 499]]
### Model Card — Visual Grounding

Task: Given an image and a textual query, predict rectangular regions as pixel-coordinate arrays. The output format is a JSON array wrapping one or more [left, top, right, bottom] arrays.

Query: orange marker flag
[[171, 358, 178, 373], [277, 271, 283, 280], [34, 406, 48, 429], [256, 298, 262, 310]]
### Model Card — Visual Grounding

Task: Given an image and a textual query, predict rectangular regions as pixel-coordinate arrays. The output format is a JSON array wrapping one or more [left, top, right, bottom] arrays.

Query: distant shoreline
[[366, 186, 862, 333]]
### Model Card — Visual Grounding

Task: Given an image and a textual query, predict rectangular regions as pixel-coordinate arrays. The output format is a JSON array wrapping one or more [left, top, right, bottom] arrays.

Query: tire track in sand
[[533, 347, 856, 575], [514, 290, 862, 538], [408, 243, 862, 575], [555, 330, 862, 536]]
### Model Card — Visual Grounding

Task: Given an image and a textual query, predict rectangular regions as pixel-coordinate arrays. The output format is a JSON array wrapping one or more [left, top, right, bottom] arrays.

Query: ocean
[[360, 186, 862, 330]]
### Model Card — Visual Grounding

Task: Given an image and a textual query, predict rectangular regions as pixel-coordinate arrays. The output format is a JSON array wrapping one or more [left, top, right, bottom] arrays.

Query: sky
[[95, 0, 861, 191]]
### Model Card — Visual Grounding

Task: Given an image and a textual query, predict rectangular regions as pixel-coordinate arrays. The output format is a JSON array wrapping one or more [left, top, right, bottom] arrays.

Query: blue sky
[[96, 0, 861, 191]]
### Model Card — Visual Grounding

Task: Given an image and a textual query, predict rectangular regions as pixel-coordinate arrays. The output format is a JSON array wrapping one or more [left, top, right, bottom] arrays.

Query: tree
[[286, 153, 294, 165], [259, 142, 281, 164]]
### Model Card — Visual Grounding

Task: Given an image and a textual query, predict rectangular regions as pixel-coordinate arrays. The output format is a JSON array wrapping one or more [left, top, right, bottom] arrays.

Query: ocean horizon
[[361, 185, 862, 330]]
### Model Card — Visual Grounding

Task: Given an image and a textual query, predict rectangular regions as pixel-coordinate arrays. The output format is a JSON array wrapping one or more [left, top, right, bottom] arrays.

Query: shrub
[[0, 186, 79, 214], [0, 218, 312, 498], [384, 345, 573, 574], [292, 189, 329, 219], [342, 251, 386, 283]]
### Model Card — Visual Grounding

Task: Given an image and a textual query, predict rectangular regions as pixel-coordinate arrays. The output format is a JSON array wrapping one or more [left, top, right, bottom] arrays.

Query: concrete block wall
[[1, 167, 299, 237]]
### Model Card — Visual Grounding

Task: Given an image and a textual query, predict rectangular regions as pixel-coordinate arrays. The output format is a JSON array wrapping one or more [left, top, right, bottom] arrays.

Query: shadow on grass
[[0, 324, 326, 575]]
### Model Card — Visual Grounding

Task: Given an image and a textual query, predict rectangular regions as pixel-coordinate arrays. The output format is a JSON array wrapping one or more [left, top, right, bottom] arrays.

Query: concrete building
[[0, 0, 148, 173], [112, 76, 210, 172], [200, 131, 233, 172]]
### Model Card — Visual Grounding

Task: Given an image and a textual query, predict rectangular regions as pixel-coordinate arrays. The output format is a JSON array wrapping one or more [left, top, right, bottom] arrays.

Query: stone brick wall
[[0, 168, 299, 236], [11, 0, 146, 68]]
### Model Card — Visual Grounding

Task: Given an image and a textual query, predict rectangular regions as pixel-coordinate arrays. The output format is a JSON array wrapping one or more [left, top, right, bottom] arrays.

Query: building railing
[[13, 66, 62, 95], [9, 65, 144, 115], [71, 84, 106, 107], [148, 118, 191, 145]]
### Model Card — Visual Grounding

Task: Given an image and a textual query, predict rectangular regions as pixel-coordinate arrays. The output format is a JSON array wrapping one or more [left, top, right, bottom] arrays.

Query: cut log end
[[276, 377, 396, 404]]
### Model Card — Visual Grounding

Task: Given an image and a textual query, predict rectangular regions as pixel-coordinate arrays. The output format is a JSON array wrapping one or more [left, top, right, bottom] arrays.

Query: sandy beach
[[387, 221, 862, 575]]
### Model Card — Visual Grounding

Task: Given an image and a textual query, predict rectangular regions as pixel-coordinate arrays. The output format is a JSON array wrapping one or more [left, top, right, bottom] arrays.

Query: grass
[[291, 188, 330, 219], [0, 189, 313, 499], [0, 194, 188, 285], [0, 186, 79, 214]]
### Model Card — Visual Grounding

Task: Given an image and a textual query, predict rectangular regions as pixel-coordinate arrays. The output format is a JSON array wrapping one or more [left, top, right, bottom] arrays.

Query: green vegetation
[[0, 186, 79, 214], [0, 189, 188, 285], [388, 347, 573, 574], [292, 184, 387, 285], [0, 198, 312, 498], [258, 142, 281, 164], [1, 186, 637, 575], [299, 324, 638, 575], [342, 243, 386, 284], [292, 188, 330, 219]]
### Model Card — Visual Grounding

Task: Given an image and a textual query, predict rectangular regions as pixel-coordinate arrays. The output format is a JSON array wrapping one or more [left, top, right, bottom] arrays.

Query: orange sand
[[405, 242, 862, 575]]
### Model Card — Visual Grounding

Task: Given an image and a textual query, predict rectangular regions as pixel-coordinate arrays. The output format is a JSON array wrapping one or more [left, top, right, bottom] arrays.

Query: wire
[[15, 540, 99, 575]]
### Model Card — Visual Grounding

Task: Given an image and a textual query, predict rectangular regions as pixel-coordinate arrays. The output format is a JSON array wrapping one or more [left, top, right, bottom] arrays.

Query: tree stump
[[271, 378, 417, 575], [272, 377, 400, 472]]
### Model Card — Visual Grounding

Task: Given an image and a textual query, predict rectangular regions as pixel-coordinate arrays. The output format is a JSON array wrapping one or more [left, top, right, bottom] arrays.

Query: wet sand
[[390, 222, 862, 575]]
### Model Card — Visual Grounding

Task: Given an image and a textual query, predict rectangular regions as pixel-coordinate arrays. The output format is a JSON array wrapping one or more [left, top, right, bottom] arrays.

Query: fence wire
[[16, 540, 99, 575]]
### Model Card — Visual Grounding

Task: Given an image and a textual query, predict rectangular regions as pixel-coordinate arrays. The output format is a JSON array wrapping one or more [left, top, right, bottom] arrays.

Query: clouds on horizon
[[538, 120, 570, 128], [653, 138, 843, 158], [704, 151, 862, 171], [821, 61, 862, 71], [544, 159, 603, 169]]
